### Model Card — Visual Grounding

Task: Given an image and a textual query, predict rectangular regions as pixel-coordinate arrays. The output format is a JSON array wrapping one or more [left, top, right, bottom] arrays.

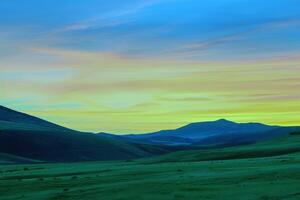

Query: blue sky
[[1, 0, 300, 59], [1, 0, 300, 132]]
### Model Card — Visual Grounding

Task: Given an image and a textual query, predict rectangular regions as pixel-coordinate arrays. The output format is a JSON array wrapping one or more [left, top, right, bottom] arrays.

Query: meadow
[[1, 135, 300, 200]]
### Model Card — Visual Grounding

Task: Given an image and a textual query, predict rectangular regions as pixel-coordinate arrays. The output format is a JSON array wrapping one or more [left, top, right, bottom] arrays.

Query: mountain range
[[116, 119, 281, 145], [0, 105, 299, 163]]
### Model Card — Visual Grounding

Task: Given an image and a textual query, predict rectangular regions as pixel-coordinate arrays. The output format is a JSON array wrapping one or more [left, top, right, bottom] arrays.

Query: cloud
[[167, 18, 300, 58], [159, 97, 213, 102], [59, 0, 165, 32], [2, 49, 300, 132]]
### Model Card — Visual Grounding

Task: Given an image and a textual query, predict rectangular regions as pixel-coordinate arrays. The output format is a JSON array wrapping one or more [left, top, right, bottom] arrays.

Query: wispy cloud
[[59, 0, 165, 32], [167, 18, 300, 58]]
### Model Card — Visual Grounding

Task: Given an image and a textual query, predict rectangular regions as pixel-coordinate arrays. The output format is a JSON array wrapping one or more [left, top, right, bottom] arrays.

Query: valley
[[1, 136, 300, 200]]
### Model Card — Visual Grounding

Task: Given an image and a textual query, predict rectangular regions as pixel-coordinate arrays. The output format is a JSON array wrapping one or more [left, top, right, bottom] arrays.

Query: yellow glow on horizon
[[1, 48, 300, 133]]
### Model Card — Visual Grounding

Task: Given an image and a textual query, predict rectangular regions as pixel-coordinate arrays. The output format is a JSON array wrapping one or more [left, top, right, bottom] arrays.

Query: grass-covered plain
[[1, 135, 300, 200]]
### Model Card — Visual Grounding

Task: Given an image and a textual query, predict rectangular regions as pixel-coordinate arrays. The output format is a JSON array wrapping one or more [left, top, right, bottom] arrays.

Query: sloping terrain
[[1, 105, 299, 163], [0, 153, 41, 164], [0, 106, 72, 132], [0, 139, 300, 200], [0, 129, 162, 162], [1, 106, 300, 199], [141, 132, 300, 164], [0, 106, 178, 163]]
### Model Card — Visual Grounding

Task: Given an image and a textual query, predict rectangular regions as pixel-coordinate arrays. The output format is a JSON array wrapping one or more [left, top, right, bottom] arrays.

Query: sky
[[0, 0, 300, 133]]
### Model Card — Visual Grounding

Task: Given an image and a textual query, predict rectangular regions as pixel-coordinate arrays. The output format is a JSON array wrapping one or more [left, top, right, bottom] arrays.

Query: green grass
[[141, 135, 300, 164], [0, 153, 41, 164], [1, 135, 300, 200]]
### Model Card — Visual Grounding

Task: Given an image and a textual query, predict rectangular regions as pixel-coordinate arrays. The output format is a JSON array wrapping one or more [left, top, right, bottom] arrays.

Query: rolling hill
[[0, 106, 179, 163], [141, 132, 300, 164], [119, 119, 292, 145], [1, 105, 299, 163], [1, 106, 300, 199], [1, 132, 300, 200]]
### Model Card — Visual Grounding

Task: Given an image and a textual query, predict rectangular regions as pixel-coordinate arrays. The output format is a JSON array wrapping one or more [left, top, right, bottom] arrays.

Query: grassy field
[[1, 136, 300, 200], [0, 153, 300, 200], [141, 134, 300, 164]]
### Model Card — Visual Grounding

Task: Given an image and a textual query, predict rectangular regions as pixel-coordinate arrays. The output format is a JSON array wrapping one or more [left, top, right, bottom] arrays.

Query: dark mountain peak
[[144, 118, 278, 140], [208, 119, 237, 126], [215, 119, 234, 123], [180, 119, 236, 130]]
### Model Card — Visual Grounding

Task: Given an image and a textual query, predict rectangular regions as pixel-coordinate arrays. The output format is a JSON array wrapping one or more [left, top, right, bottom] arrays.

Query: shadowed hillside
[[0, 106, 73, 132], [0, 106, 181, 163]]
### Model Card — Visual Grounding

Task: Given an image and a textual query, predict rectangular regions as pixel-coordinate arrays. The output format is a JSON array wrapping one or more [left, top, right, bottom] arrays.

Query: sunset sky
[[1, 0, 300, 133]]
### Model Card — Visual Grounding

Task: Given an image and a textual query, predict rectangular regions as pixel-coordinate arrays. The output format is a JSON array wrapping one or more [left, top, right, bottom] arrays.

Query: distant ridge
[[119, 119, 286, 145]]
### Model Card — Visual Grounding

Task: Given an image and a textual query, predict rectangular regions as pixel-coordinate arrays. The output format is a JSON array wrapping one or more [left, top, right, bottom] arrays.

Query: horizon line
[[0, 104, 295, 135]]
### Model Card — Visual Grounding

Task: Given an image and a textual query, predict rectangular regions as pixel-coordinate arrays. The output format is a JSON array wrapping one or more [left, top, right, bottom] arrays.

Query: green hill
[[140, 133, 300, 164], [0, 134, 300, 200]]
